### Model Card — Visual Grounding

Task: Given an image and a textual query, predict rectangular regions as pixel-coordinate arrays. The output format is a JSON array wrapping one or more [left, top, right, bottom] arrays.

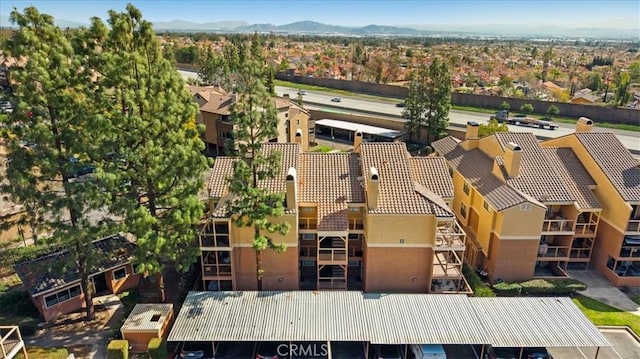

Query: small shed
[[121, 303, 174, 352]]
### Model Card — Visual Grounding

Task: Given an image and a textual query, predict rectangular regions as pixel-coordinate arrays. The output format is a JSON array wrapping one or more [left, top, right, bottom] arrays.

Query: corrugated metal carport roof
[[168, 291, 610, 348], [469, 297, 611, 348], [316, 119, 401, 139]]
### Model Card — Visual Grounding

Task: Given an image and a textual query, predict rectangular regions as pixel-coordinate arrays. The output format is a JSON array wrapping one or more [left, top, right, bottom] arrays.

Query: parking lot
[[548, 328, 640, 359]]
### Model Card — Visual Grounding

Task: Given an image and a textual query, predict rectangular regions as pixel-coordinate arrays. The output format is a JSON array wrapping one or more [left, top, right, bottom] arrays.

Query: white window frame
[[521, 203, 532, 211], [113, 267, 128, 281], [43, 285, 82, 309]]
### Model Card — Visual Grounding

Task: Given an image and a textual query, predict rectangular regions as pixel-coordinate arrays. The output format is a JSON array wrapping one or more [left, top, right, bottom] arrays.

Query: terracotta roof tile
[[575, 132, 640, 202], [360, 142, 450, 215], [299, 153, 364, 204], [542, 148, 601, 210], [432, 137, 537, 211], [317, 203, 349, 232], [494, 133, 574, 203], [410, 157, 455, 199]]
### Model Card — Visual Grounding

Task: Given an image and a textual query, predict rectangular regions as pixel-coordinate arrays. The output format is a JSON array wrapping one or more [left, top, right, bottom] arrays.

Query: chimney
[[465, 121, 479, 140], [285, 167, 297, 210], [367, 167, 380, 210], [504, 142, 523, 178], [576, 117, 593, 133], [294, 128, 303, 149], [354, 130, 363, 153]]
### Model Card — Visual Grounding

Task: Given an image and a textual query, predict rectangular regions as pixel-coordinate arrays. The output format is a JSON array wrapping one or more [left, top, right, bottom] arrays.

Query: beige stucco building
[[188, 86, 314, 155], [200, 140, 469, 293], [432, 119, 639, 286]]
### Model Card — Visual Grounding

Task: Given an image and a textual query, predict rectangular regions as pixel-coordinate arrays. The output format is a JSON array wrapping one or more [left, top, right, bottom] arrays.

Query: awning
[[315, 119, 401, 139]]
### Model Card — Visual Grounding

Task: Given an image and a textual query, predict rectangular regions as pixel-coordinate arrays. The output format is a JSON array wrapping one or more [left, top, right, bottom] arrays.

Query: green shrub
[[474, 286, 497, 297], [18, 318, 38, 337], [0, 290, 41, 317], [148, 338, 168, 359], [492, 282, 522, 296], [463, 265, 495, 297], [552, 278, 587, 293], [107, 340, 129, 359]]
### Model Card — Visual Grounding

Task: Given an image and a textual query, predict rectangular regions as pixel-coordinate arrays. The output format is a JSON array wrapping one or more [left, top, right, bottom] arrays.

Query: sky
[[1, 0, 639, 28]]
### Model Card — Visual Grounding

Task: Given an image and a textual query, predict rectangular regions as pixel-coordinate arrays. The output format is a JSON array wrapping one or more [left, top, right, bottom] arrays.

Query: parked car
[[523, 347, 552, 359], [215, 341, 256, 359], [331, 342, 366, 359], [298, 90, 308, 95], [255, 342, 279, 359], [67, 157, 96, 178], [485, 346, 552, 359], [411, 344, 447, 359], [331, 97, 342, 102], [173, 341, 214, 359], [370, 344, 402, 359], [395, 101, 405, 107]]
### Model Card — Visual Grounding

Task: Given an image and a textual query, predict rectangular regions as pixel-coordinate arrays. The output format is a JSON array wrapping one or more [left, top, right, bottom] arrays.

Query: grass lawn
[[15, 347, 68, 359], [572, 295, 640, 336], [309, 145, 334, 153], [630, 294, 640, 306]]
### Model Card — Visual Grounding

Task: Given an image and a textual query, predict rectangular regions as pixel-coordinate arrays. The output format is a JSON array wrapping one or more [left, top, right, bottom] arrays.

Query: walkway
[[25, 294, 124, 359], [569, 270, 640, 316]]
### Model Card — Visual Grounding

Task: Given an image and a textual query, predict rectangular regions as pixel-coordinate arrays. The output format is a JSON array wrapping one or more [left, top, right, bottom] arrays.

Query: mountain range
[[1, 15, 637, 39]]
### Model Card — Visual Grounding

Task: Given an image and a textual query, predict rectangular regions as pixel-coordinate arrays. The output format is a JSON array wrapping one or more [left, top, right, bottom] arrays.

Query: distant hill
[[0, 13, 636, 39]]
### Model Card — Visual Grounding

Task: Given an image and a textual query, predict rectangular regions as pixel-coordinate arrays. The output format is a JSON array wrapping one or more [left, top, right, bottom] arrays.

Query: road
[[178, 70, 639, 154]]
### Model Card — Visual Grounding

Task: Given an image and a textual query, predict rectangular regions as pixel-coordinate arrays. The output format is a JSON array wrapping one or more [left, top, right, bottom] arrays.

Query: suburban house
[[14, 234, 140, 322], [200, 140, 469, 293], [542, 118, 640, 286], [432, 119, 639, 286], [188, 85, 314, 155]]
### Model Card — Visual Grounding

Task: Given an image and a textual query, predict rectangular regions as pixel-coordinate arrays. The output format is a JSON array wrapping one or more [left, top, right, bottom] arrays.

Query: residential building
[[432, 122, 603, 282], [188, 86, 314, 155], [13, 234, 140, 322], [200, 140, 469, 293], [542, 118, 640, 286]]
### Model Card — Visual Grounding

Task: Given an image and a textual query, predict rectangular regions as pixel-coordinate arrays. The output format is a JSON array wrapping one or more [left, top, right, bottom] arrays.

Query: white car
[[331, 97, 342, 102]]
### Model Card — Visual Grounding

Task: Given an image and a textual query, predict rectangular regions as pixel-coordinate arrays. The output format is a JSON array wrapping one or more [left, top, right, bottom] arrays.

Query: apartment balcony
[[431, 276, 472, 294], [348, 218, 364, 230], [541, 216, 575, 234], [432, 250, 464, 280], [537, 244, 569, 260], [575, 220, 597, 236], [435, 221, 466, 249], [202, 264, 232, 278], [299, 217, 317, 230], [318, 265, 347, 290], [627, 220, 640, 234], [0, 326, 25, 359], [318, 249, 347, 264]]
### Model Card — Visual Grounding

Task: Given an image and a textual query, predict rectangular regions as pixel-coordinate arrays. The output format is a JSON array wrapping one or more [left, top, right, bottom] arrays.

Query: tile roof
[[360, 143, 453, 216], [575, 132, 640, 202], [14, 234, 136, 296], [410, 157, 455, 199], [542, 148, 601, 210], [298, 153, 364, 204], [298, 152, 364, 231], [494, 133, 574, 203], [208, 143, 300, 198], [432, 137, 537, 211]]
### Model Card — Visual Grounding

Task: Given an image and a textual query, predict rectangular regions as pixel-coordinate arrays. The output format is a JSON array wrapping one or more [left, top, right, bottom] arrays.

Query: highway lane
[[275, 85, 640, 154], [177, 70, 638, 153]]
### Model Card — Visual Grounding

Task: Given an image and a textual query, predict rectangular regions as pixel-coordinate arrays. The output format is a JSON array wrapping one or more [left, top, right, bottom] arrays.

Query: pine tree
[[403, 58, 451, 144], [2, 7, 113, 320], [84, 5, 208, 279], [226, 54, 290, 291]]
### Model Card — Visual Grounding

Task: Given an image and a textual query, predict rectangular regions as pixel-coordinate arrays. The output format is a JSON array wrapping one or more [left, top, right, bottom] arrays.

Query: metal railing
[[537, 245, 569, 259], [435, 221, 466, 248], [541, 218, 575, 233], [299, 217, 317, 230], [627, 220, 640, 233], [574, 219, 598, 236], [318, 249, 347, 263]]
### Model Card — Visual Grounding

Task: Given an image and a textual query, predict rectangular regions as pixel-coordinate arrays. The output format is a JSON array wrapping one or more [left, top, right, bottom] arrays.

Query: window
[[44, 285, 82, 308], [302, 260, 315, 267], [301, 233, 315, 241], [348, 207, 361, 212], [131, 264, 140, 274], [521, 203, 532, 211], [483, 200, 490, 212], [463, 182, 470, 195], [460, 203, 468, 219], [113, 267, 127, 281], [300, 207, 314, 213]]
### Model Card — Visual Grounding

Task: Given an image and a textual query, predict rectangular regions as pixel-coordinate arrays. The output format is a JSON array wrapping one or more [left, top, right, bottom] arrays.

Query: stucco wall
[[364, 246, 432, 292]]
